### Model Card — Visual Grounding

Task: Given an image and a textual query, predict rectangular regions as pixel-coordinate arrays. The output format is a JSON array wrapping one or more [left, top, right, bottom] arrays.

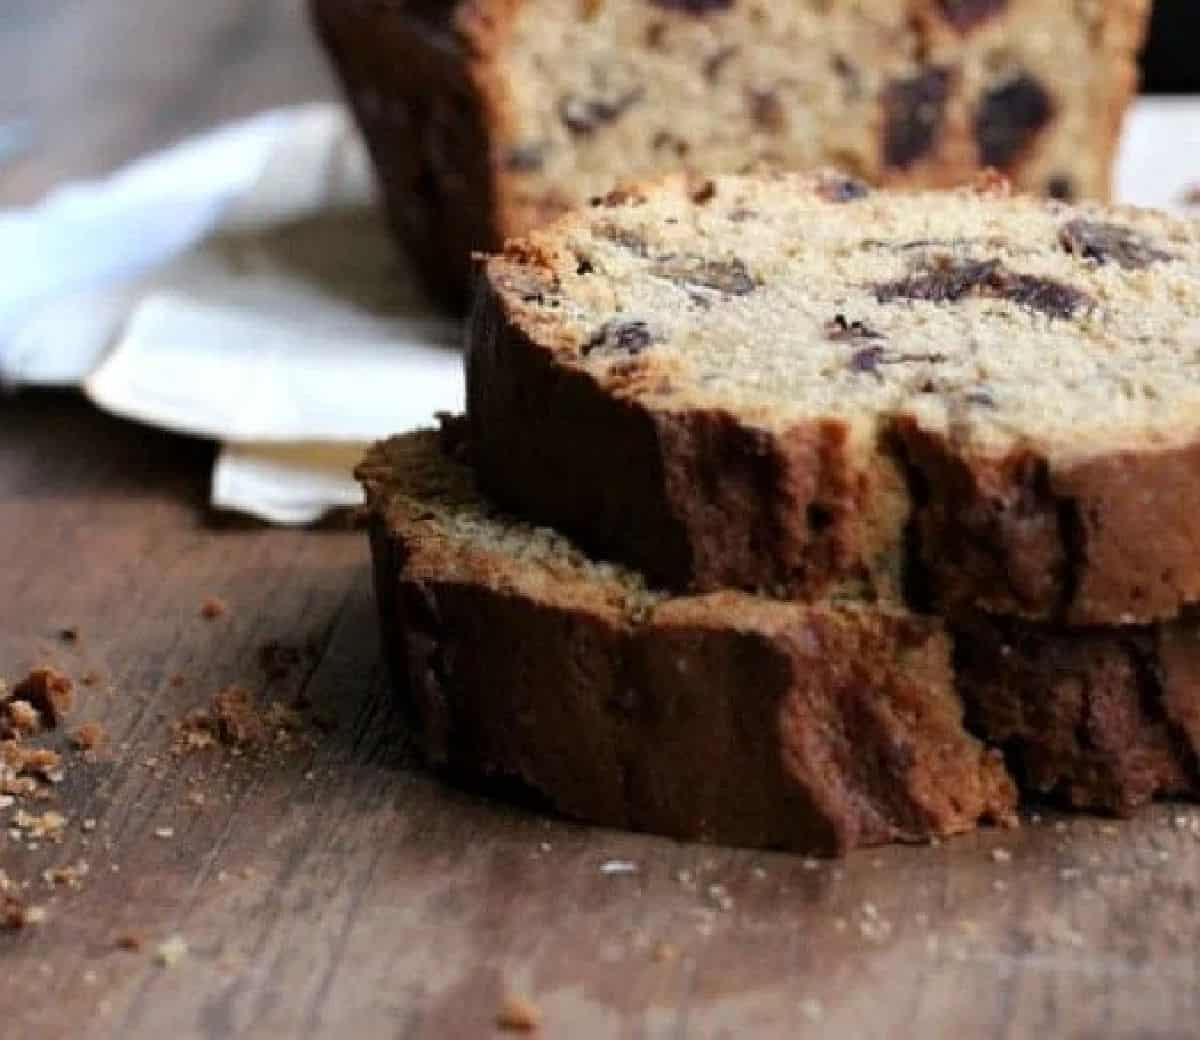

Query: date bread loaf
[[468, 171, 1200, 626], [312, 0, 1150, 304]]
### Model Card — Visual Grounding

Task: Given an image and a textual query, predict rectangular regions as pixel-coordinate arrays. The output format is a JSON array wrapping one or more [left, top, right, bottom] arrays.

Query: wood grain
[[5, 396, 1200, 1038], [4, 4, 1200, 1038]]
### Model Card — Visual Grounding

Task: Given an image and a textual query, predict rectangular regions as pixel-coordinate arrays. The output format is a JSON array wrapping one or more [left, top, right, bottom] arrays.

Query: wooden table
[[4, 5, 1200, 1038]]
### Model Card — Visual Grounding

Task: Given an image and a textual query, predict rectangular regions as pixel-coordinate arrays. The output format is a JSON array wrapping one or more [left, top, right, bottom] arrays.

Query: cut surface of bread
[[312, 0, 1149, 303], [358, 426, 1017, 855], [469, 172, 1200, 625]]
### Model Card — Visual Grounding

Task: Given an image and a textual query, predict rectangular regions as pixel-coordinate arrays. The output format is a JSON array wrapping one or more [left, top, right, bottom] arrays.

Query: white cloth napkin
[[1, 98, 1196, 524], [0, 103, 461, 523]]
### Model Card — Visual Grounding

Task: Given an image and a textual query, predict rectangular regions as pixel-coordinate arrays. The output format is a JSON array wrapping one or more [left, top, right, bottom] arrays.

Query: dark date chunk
[[703, 44, 739, 83], [650, 0, 735, 12], [652, 130, 690, 157], [848, 346, 947, 380], [1002, 272, 1092, 319], [975, 73, 1053, 169], [747, 89, 787, 134], [937, 0, 1008, 32], [595, 223, 650, 256], [874, 257, 1091, 320], [825, 314, 882, 341], [831, 54, 863, 101], [560, 87, 646, 135], [651, 255, 756, 297], [1059, 219, 1175, 270], [850, 346, 887, 375], [582, 320, 659, 357], [504, 144, 546, 172], [817, 174, 870, 204], [1046, 175, 1075, 201], [882, 68, 952, 169]]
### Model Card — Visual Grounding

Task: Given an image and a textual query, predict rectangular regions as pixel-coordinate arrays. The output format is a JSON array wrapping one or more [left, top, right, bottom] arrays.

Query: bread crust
[[955, 611, 1200, 814], [360, 433, 1016, 855], [899, 422, 1200, 625], [314, 0, 1148, 304], [310, 0, 520, 307]]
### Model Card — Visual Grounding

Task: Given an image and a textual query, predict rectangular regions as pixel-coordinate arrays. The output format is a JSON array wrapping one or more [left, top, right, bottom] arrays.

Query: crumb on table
[[70, 721, 107, 752], [199, 598, 227, 620], [496, 993, 542, 1032]]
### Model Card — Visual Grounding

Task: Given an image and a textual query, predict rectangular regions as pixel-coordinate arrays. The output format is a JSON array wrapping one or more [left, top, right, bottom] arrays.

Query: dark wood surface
[[4, 4, 1200, 1038]]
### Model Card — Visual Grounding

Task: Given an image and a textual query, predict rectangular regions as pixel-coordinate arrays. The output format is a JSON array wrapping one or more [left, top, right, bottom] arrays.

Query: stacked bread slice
[[360, 171, 1200, 854]]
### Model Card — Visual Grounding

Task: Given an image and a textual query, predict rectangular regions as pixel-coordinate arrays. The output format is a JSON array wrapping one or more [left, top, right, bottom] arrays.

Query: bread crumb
[[171, 685, 314, 755], [14, 809, 67, 839], [496, 993, 541, 1032], [82, 818, 97, 832], [2, 894, 46, 929], [991, 848, 1012, 864], [154, 827, 175, 840], [4, 700, 41, 737], [156, 935, 189, 966], [43, 861, 89, 889], [599, 860, 639, 875], [71, 721, 107, 752], [8, 667, 74, 728], [200, 598, 227, 620], [652, 941, 678, 963]]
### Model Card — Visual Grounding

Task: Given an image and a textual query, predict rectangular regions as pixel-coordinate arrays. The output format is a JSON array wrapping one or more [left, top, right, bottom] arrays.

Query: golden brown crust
[[1094, 0, 1154, 201], [955, 611, 1200, 814], [310, 0, 510, 307], [361, 432, 1016, 855], [899, 423, 1200, 625]]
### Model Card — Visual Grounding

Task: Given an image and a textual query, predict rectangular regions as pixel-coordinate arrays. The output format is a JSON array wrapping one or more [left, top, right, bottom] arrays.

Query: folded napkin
[[1, 98, 1196, 523], [0, 103, 460, 523]]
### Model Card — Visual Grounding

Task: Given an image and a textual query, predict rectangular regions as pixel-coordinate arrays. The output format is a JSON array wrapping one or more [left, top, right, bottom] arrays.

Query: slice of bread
[[468, 171, 1200, 625], [312, 0, 1149, 304], [358, 425, 1016, 855]]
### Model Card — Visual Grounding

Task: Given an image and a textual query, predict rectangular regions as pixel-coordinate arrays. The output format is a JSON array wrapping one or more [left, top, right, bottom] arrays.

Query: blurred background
[[1142, 0, 1199, 94], [0, 0, 334, 205], [1, 0, 1196, 209]]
